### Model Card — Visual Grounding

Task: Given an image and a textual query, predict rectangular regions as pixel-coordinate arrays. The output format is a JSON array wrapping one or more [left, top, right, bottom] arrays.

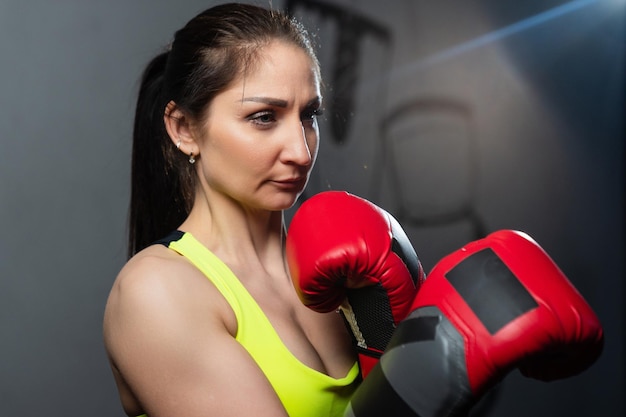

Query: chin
[[276, 198, 299, 211], [273, 192, 302, 211]]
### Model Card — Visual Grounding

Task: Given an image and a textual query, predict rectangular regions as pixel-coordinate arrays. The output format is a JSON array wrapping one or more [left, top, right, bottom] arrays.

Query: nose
[[281, 121, 316, 166]]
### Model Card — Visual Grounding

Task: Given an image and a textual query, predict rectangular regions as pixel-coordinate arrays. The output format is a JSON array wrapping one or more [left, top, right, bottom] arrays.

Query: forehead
[[230, 40, 321, 97]]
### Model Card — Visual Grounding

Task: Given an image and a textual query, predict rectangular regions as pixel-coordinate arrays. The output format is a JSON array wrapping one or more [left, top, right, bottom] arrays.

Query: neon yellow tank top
[[144, 231, 359, 417]]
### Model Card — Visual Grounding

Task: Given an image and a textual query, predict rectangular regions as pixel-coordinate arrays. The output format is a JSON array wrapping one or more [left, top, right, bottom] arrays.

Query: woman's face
[[194, 40, 321, 211]]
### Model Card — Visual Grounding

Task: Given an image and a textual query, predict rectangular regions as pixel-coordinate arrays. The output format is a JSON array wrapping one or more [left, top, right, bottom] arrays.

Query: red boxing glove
[[345, 230, 604, 417], [286, 191, 425, 377]]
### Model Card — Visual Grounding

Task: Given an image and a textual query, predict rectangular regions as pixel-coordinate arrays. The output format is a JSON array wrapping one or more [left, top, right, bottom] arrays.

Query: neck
[[179, 190, 288, 270]]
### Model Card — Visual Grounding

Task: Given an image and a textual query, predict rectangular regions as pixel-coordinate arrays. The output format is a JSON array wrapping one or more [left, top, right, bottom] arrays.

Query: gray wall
[[0, 0, 622, 416]]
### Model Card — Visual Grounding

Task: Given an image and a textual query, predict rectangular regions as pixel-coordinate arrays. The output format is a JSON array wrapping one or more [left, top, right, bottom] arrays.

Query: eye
[[248, 110, 277, 127], [301, 107, 324, 125]]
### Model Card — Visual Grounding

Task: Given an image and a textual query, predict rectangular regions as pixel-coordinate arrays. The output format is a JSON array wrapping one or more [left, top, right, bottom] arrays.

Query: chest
[[229, 266, 356, 379]]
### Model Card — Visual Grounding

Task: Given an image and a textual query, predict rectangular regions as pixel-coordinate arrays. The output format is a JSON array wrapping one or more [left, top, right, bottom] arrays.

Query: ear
[[164, 100, 199, 156]]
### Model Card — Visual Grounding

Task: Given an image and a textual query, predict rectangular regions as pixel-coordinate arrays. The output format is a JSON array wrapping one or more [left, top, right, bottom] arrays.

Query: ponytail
[[128, 51, 194, 257]]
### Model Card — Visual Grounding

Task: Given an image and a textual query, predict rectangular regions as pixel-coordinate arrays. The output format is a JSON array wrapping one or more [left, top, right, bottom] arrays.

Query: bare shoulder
[[103, 245, 289, 416], [112, 247, 181, 296], [103, 244, 236, 356], [107, 248, 187, 319], [112, 244, 199, 295]]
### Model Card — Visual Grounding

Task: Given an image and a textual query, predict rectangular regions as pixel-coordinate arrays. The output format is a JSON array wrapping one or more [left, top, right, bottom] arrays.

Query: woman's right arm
[[103, 250, 290, 417]]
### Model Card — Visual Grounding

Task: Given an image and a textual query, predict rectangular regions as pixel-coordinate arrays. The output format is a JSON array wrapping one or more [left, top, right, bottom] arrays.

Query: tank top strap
[[154, 230, 185, 247], [159, 231, 247, 326]]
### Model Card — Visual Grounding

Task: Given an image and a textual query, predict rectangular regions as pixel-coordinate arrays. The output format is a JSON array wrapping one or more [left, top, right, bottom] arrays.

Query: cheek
[[247, 150, 273, 169], [307, 127, 320, 161], [233, 141, 278, 175], [210, 129, 263, 167]]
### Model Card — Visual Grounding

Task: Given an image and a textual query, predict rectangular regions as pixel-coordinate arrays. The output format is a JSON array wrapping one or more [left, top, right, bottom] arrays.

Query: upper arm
[[103, 253, 289, 417]]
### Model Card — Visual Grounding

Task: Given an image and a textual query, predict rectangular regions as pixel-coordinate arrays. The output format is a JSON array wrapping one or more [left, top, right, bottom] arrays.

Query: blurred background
[[0, 0, 623, 415]]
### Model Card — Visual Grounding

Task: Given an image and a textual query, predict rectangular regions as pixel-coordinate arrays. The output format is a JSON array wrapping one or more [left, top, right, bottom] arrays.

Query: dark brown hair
[[128, 3, 319, 256]]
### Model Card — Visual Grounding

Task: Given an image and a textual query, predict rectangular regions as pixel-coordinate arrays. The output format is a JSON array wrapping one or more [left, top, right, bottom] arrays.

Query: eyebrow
[[241, 97, 288, 107], [241, 96, 321, 108]]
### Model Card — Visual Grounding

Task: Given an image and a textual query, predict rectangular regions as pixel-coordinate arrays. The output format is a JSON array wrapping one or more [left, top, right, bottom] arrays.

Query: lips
[[276, 177, 304, 183], [272, 177, 307, 189]]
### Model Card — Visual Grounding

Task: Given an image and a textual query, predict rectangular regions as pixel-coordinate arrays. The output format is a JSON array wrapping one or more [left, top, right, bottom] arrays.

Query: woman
[[103, 3, 359, 417]]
